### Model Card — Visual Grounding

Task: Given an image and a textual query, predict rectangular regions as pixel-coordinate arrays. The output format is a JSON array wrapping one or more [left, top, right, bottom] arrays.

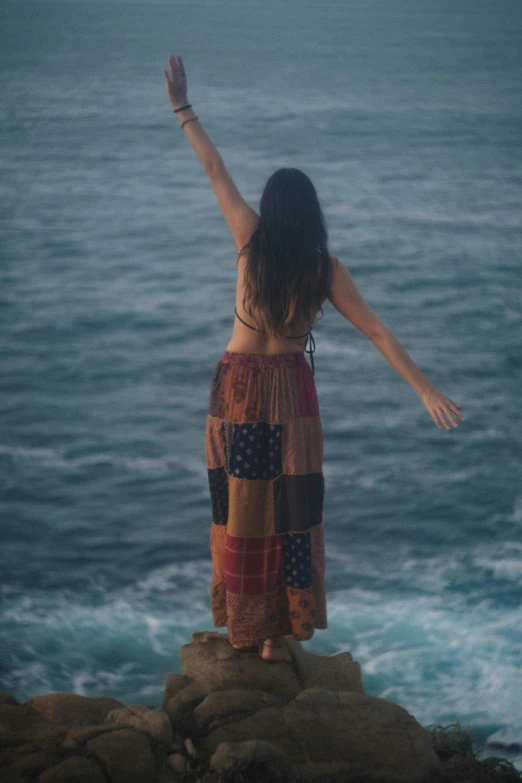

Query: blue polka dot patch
[[282, 530, 312, 589], [222, 422, 282, 480]]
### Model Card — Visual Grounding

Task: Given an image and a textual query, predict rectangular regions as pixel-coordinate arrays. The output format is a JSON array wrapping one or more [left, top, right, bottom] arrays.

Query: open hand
[[163, 53, 188, 109], [420, 387, 465, 430]]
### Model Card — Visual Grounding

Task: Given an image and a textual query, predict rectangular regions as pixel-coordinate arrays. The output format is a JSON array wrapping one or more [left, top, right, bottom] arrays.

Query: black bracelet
[[181, 116, 199, 130], [173, 103, 192, 113]]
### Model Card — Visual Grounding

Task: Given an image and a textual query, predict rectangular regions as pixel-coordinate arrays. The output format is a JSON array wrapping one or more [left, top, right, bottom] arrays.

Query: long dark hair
[[235, 168, 333, 338]]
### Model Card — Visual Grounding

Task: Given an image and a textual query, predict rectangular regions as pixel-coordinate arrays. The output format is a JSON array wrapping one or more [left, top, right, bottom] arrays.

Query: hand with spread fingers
[[419, 387, 465, 430], [163, 53, 188, 110]]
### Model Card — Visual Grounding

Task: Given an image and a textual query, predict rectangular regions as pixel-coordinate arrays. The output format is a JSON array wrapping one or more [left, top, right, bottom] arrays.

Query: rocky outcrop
[[0, 630, 443, 782], [0, 692, 174, 783], [164, 631, 440, 782]]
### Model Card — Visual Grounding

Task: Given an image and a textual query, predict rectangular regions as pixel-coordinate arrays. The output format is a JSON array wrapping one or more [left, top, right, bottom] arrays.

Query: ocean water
[[1, 0, 522, 766]]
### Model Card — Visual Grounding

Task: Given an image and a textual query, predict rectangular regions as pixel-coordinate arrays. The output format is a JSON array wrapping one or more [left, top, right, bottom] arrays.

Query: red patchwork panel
[[224, 534, 284, 595], [296, 362, 320, 417]]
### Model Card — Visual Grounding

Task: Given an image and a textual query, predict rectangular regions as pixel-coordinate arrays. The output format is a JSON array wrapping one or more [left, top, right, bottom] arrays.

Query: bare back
[[225, 252, 329, 356]]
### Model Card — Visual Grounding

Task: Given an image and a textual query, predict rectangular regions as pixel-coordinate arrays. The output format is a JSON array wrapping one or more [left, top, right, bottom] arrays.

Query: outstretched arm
[[328, 258, 465, 430], [163, 54, 259, 250]]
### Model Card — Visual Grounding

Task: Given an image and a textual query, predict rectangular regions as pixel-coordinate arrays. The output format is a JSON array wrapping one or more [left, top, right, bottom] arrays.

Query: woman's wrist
[[418, 381, 437, 398], [172, 98, 191, 111], [173, 101, 196, 126]]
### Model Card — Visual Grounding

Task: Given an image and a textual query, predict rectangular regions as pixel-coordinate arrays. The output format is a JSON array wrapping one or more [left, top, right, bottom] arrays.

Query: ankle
[[263, 636, 282, 646]]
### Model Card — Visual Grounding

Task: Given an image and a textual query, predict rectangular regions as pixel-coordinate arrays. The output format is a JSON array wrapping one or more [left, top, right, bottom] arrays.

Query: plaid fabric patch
[[225, 534, 283, 595], [222, 421, 282, 479]]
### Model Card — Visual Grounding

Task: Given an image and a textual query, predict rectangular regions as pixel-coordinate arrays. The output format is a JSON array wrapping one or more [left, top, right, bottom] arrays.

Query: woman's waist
[[224, 337, 306, 357], [221, 346, 310, 371]]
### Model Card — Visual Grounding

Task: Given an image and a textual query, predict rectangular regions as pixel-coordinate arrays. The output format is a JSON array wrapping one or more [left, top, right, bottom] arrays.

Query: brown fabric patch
[[227, 476, 275, 538], [210, 522, 227, 583], [210, 363, 301, 424], [282, 416, 323, 474], [205, 415, 224, 469], [273, 473, 325, 534]]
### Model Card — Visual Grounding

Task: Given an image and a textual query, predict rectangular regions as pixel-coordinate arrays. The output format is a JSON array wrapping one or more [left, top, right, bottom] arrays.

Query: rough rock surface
[[163, 631, 441, 782], [0, 629, 442, 782]]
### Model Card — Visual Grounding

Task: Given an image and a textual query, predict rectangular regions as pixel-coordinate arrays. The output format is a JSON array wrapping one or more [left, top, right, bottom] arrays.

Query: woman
[[163, 55, 464, 663]]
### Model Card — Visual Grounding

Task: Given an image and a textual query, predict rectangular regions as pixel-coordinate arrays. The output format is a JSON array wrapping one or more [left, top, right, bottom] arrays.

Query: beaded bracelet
[[181, 116, 199, 130]]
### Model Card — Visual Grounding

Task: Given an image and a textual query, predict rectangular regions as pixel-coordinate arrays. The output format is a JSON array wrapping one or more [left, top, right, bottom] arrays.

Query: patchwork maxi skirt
[[206, 350, 327, 648]]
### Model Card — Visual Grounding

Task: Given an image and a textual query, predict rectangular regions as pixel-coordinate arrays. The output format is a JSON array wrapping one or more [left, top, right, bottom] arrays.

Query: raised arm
[[163, 54, 221, 172], [163, 54, 259, 251], [328, 257, 465, 430]]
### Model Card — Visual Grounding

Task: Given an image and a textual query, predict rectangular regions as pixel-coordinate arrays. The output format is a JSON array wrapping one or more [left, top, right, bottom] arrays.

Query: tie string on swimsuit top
[[234, 306, 316, 375]]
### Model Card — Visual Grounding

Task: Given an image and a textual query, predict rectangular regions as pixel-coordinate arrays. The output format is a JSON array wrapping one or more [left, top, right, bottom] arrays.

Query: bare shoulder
[[326, 255, 389, 341]]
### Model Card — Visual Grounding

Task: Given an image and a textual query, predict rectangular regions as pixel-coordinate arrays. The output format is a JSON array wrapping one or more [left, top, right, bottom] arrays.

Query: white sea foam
[[0, 441, 207, 483], [324, 589, 522, 740], [3, 544, 521, 755]]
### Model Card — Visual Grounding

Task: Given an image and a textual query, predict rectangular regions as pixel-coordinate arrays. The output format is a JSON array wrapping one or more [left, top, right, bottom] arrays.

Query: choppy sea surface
[[1, 0, 521, 766]]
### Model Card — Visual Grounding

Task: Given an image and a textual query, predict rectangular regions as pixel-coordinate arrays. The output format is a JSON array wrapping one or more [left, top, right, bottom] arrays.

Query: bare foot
[[259, 638, 292, 663]]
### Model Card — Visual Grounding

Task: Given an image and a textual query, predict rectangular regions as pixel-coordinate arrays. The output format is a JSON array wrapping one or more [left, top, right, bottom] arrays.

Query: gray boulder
[[25, 692, 123, 726], [164, 630, 441, 782], [104, 704, 173, 746]]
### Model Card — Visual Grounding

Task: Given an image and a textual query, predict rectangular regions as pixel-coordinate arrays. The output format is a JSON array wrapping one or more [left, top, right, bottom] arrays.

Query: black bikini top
[[234, 306, 316, 375]]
